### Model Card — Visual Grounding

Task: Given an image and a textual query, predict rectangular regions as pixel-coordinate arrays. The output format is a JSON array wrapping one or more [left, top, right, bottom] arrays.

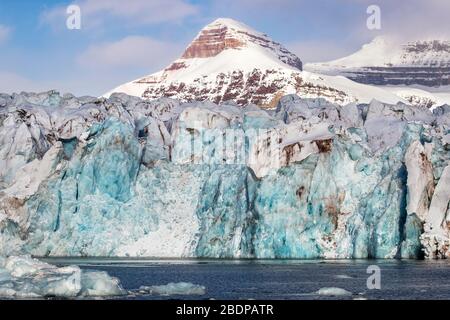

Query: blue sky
[[0, 0, 448, 96]]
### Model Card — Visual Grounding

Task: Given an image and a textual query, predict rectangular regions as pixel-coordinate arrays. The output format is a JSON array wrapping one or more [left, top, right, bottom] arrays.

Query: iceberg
[[139, 282, 206, 296], [0, 91, 448, 259], [0, 255, 125, 298], [315, 287, 352, 296]]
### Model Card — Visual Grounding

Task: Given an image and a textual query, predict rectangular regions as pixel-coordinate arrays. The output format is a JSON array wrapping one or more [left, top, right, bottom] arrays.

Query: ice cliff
[[0, 91, 449, 259]]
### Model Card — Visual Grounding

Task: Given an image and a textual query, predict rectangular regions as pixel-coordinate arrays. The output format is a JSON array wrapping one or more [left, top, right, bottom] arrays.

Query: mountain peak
[[180, 18, 251, 60], [180, 18, 302, 70], [205, 18, 259, 34]]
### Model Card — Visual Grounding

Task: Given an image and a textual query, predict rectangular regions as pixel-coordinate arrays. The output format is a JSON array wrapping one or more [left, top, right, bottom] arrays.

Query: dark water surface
[[45, 258, 450, 300]]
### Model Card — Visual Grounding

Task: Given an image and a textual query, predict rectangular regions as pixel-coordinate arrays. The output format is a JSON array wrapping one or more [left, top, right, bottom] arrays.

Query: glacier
[[0, 91, 449, 259]]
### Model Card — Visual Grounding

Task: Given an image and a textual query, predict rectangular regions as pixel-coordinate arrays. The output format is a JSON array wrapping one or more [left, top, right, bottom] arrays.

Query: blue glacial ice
[[0, 92, 449, 259]]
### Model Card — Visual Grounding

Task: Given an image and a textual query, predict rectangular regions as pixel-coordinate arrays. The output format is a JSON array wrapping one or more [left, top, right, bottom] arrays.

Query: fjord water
[[45, 259, 450, 300]]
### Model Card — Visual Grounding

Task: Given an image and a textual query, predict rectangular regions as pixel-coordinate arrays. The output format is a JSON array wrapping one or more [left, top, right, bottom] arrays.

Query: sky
[[0, 0, 448, 96]]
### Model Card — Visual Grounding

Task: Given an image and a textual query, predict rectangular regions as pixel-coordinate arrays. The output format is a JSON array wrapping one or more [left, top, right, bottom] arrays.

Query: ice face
[[0, 91, 449, 259], [0, 256, 125, 298]]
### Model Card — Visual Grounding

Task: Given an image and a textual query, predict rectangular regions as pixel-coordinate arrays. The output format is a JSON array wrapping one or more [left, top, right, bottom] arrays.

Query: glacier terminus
[[0, 91, 448, 259]]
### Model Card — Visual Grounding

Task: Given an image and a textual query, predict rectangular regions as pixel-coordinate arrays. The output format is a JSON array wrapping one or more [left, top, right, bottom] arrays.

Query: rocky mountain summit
[[179, 18, 303, 69]]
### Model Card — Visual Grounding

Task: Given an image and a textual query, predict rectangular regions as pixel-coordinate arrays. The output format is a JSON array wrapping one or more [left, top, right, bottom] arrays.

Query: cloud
[[0, 25, 11, 44], [0, 72, 47, 94], [77, 36, 183, 70], [211, 0, 450, 41], [375, 0, 450, 40], [211, 0, 303, 11], [287, 40, 357, 63], [41, 0, 198, 29], [330, 0, 450, 42], [287, 0, 450, 63], [0, 70, 104, 97]]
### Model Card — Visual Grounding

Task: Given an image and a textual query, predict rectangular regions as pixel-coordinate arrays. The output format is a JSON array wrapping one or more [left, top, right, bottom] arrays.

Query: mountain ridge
[[305, 36, 450, 85]]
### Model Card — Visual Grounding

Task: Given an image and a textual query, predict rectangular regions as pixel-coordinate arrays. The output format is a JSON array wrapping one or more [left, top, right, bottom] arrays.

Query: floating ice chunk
[[0, 256, 125, 298], [4, 255, 55, 277], [315, 287, 352, 296], [139, 282, 206, 296], [334, 275, 353, 279], [80, 271, 126, 297], [0, 265, 82, 298]]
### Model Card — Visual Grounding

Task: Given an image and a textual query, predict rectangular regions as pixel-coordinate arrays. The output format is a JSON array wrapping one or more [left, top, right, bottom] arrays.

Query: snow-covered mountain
[[106, 18, 404, 107], [306, 36, 450, 86]]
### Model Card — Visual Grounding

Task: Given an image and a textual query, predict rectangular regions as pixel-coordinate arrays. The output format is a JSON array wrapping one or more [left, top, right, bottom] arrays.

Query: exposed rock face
[[342, 67, 450, 87], [141, 69, 349, 108], [403, 40, 450, 66], [181, 25, 244, 59]]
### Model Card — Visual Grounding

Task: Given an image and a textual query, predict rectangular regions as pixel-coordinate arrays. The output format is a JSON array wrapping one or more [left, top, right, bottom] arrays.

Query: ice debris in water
[[0, 91, 449, 259], [139, 282, 206, 296], [315, 287, 352, 296], [0, 256, 125, 298], [334, 274, 354, 279]]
